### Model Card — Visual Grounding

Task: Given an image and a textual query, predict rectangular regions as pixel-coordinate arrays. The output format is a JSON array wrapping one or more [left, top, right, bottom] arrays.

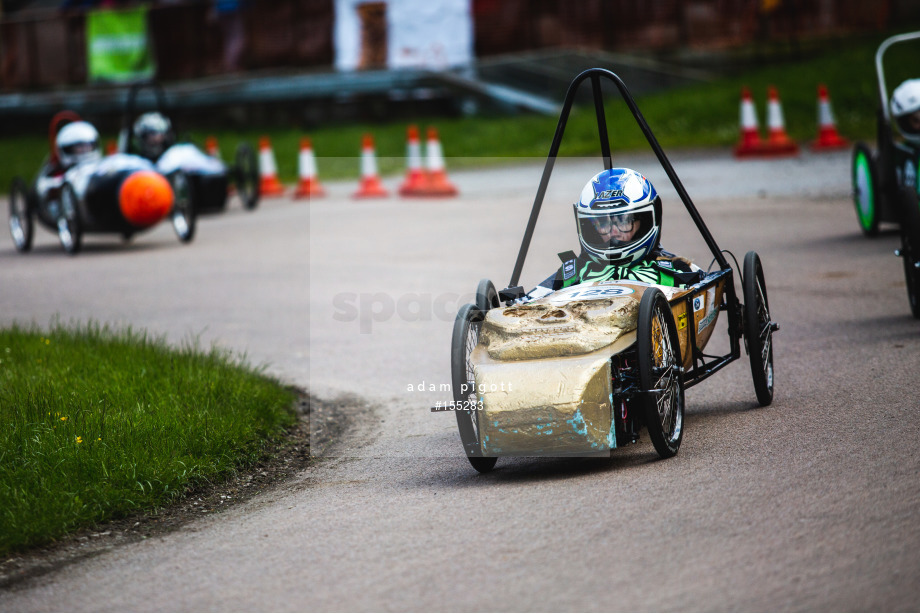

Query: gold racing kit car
[[450, 69, 778, 473]]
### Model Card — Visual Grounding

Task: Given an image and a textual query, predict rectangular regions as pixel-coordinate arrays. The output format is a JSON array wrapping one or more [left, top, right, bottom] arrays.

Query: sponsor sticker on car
[[549, 285, 635, 304]]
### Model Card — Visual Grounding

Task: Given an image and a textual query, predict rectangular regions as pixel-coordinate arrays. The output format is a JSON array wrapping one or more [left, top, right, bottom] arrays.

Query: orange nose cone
[[119, 171, 174, 228]]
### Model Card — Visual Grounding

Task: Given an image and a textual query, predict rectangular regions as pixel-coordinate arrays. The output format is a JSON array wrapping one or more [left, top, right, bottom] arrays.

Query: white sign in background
[[334, 0, 473, 71]]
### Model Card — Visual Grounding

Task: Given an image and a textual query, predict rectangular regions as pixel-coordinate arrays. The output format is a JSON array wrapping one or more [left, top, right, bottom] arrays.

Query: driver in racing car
[[891, 79, 920, 148], [132, 111, 175, 161], [36, 120, 103, 206], [518, 167, 703, 304]]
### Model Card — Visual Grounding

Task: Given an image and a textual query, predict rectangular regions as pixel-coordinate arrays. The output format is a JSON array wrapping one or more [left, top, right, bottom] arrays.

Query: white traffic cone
[[293, 137, 325, 198], [812, 84, 848, 151], [734, 86, 764, 158], [399, 125, 427, 196], [352, 134, 388, 198], [763, 85, 799, 156], [258, 136, 285, 197], [421, 126, 457, 196]]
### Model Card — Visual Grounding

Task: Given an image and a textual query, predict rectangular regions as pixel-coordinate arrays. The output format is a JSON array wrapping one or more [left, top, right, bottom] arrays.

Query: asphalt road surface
[[1, 149, 919, 611]]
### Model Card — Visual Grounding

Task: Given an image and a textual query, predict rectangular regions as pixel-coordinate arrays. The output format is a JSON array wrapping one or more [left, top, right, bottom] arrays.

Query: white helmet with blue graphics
[[574, 167, 662, 265]]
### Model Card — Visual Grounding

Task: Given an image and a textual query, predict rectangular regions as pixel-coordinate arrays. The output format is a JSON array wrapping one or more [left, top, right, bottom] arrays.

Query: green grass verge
[[1, 31, 919, 190], [0, 323, 296, 556]]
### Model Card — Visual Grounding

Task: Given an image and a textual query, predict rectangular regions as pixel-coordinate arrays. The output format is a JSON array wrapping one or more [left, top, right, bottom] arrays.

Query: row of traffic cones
[[345, 126, 459, 199], [735, 84, 848, 158], [207, 127, 459, 200]]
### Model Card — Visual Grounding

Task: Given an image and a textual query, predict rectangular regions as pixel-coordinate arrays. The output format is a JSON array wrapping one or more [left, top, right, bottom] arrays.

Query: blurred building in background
[[1, 0, 919, 128], [2, 0, 916, 89]]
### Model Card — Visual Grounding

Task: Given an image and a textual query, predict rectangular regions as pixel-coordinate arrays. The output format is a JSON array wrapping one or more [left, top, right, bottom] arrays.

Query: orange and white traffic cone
[[258, 136, 285, 197], [398, 125, 428, 196], [811, 84, 849, 151], [293, 137, 325, 199], [352, 134, 389, 199], [734, 87, 764, 158], [421, 126, 458, 197], [763, 85, 799, 156], [205, 135, 222, 159]]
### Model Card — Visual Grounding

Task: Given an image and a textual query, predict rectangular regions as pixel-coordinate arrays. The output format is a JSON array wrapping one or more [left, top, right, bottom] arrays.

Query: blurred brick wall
[[1, 0, 334, 88], [0, 0, 911, 89], [1, 11, 85, 88], [472, 0, 897, 56]]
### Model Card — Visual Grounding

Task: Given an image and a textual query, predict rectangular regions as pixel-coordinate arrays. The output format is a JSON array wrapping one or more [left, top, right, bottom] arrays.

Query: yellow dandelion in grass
[[76, 436, 83, 444], [97, 437, 101, 441], [45, 339, 51, 345], [60, 416, 67, 421]]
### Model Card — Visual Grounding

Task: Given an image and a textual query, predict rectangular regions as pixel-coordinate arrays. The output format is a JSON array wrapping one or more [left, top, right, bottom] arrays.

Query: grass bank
[[0, 323, 296, 556], [1, 31, 917, 189]]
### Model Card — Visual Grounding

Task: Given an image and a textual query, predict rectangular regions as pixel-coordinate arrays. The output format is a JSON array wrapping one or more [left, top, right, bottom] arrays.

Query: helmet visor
[[62, 141, 96, 155], [897, 111, 920, 140], [578, 210, 654, 252]]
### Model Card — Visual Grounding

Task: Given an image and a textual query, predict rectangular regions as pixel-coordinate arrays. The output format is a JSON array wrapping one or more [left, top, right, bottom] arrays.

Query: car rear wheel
[[852, 142, 881, 237], [57, 183, 82, 255], [234, 143, 260, 210], [169, 171, 196, 243], [902, 247, 920, 319], [451, 303, 497, 473], [9, 177, 33, 253], [475, 278, 500, 312], [899, 188, 920, 319], [743, 251, 776, 405], [637, 288, 684, 459]]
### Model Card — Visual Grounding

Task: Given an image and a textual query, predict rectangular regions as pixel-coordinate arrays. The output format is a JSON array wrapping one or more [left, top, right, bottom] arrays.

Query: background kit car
[[451, 69, 779, 473], [119, 82, 260, 217], [8, 110, 194, 256], [851, 31, 920, 318]]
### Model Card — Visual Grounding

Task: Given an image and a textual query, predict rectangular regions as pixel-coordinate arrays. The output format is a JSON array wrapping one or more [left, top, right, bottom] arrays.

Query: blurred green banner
[[86, 5, 155, 83]]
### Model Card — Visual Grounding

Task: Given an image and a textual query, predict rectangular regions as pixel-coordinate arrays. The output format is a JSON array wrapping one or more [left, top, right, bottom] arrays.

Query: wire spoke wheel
[[451, 303, 496, 473], [8, 177, 33, 253], [637, 289, 684, 459], [235, 143, 260, 210], [852, 143, 880, 237], [743, 251, 776, 405], [57, 183, 82, 255], [169, 171, 196, 243]]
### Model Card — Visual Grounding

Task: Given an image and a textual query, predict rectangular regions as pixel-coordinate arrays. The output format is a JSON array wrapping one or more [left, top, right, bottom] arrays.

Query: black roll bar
[[508, 68, 729, 289]]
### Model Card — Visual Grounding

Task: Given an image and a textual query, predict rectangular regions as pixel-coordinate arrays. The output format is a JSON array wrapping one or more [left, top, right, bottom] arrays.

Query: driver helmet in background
[[891, 79, 920, 144], [55, 121, 101, 168], [133, 112, 174, 160], [574, 167, 662, 265]]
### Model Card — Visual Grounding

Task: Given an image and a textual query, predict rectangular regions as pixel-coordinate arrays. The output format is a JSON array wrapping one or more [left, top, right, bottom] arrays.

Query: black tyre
[[234, 142, 259, 210], [903, 249, 920, 319], [475, 278, 500, 312], [451, 303, 496, 473], [169, 171, 196, 243], [743, 251, 776, 405], [852, 142, 880, 237], [898, 188, 920, 319], [636, 289, 684, 459], [57, 183, 82, 255], [9, 177, 33, 253]]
